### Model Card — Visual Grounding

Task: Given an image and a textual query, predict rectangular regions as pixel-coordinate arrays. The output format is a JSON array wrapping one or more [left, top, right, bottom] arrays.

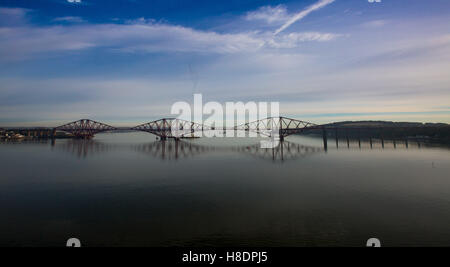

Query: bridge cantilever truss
[[51, 117, 321, 139], [55, 119, 117, 139], [131, 118, 212, 139], [237, 117, 321, 140]]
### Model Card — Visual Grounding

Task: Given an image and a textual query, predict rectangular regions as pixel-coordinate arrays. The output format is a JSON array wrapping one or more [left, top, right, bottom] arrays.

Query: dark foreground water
[[1, 133, 449, 247]]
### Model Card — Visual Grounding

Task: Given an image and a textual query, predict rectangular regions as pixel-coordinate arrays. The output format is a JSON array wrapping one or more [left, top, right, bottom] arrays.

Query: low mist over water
[[1, 133, 449, 246]]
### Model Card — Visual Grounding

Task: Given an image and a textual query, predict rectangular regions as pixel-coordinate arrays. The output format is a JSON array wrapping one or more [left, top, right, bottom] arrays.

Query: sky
[[0, 0, 450, 126]]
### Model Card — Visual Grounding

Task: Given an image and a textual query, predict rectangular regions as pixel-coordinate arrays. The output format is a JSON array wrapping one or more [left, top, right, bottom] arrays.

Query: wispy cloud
[[0, 7, 30, 26], [245, 5, 290, 24], [361, 20, 388, 28], [274, 0, 335, 35], [267, 32, 341, 48], [0, 7, 29, 17], [0, 8, 341, 61], [53, 16, 86, 23], [0, 23, 265, 61]]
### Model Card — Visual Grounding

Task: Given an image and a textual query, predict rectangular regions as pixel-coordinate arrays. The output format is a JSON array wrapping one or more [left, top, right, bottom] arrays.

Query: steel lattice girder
[[237, 117, 320, 137], [132, 118, 212, 138], [55, 119, 117, 138], [53, 117, 319, 138]]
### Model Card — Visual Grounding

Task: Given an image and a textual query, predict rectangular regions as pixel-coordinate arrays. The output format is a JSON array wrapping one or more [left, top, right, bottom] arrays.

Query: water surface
[[1, 133, 449, 246]]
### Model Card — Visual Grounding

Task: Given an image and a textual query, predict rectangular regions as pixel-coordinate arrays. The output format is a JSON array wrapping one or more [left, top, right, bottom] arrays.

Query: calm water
[[1, 133, 449, 247]]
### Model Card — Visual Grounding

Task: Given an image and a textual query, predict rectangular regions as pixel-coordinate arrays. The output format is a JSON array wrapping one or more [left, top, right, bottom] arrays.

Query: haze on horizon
[[0, 0, 449, 127]]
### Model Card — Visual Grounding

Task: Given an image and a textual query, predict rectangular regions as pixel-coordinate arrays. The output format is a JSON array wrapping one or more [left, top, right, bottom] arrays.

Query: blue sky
[[0, 0, 450, 126]]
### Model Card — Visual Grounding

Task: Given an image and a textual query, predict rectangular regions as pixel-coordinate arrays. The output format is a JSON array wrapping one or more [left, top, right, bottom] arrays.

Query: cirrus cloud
[[53, 16, 86, 23], [0, 7, 342, 61], [245, 5, 290, 24]]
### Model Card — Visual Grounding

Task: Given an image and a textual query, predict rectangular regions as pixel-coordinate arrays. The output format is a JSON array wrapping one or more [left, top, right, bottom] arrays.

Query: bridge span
[[2, 117, 448, 152], [1, 117, 322, 140]]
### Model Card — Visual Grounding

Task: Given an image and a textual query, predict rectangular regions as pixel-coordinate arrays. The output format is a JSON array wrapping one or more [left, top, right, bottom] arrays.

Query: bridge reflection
[[51, 139, 116, 158], [234, 142, 322, 161], [48, 137, 427, 161], [134, 141, 217, 160], [51, 139, 323, 161]]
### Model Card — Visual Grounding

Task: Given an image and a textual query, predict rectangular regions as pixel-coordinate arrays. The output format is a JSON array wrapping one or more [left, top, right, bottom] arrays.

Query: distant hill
[[323, 121, 449, 128], [304, 121, 450, 144]]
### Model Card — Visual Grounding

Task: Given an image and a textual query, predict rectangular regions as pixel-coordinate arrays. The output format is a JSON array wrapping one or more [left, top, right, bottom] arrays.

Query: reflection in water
[[134, 141, 216, 160], [1, 133, 450, 247], [53, 138, 322, 161], [52, 139, 117, 158], [0, 139, 50, 145], [48, 136, 428, 162], [234, 142, 322, 161]]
